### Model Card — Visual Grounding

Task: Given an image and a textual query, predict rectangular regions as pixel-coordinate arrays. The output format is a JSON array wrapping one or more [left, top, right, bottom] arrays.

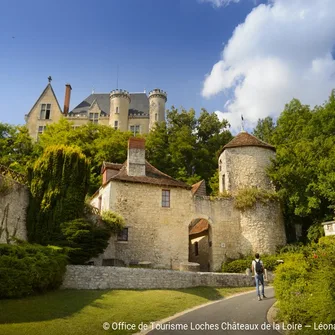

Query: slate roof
[[70, 92, 149, 118], [221, 131, 275, 153], [104, 160, 191, 189]]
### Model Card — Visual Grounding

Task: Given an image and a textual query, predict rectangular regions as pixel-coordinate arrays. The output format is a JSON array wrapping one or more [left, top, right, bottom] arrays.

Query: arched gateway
[[188, 218, 213, 272]]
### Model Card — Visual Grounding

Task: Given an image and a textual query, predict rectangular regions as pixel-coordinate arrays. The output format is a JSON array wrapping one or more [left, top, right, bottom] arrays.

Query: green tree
[[252, 116, 276, 144], [146, 107, 232, 190], [0, 123, 34, 173], [27, 145, 90, 244]]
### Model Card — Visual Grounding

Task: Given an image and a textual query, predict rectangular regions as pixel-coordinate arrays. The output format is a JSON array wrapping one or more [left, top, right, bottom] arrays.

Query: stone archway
[[188, 218, 212, 272]]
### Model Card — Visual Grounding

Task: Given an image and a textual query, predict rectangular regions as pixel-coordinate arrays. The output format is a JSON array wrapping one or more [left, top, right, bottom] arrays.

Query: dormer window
[[40, 104, 51, 119]]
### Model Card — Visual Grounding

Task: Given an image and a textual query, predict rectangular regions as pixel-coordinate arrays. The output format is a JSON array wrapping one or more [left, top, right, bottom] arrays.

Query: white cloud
[[200, 0, 240, 8], [202, 0, 335, 133]]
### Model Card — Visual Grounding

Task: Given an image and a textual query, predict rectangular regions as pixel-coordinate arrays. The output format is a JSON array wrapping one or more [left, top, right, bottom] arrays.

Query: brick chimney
[[63, 84, 72, 116], [127, 138, 146, 176]]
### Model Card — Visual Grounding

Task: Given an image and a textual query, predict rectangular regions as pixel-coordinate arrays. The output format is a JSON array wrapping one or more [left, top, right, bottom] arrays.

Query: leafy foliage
[[274, 236, 335, 332], [60, 218, 111, 264], [0, 243, 67, 298], [0, 123, 34, 174], [146, 107, 232, 191], [234, 187, 279, 210], [101, 210, 125, 233], [27, 145, 90, 244]]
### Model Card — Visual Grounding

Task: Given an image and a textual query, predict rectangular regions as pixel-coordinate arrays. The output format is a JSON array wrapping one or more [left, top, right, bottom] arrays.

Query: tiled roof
[[101, 162, 123, 174], [106, 160, 191, 189], [189, 218, 209, 235], [70, 92, 149, 117], [221, 131, 275, 153]]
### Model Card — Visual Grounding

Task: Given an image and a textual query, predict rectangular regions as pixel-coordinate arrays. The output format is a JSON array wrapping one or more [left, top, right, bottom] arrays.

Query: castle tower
[[218, 131, 276, 195], [148, 89, 167, 130], [109, 89, 131, 131], [218, 131, 286, 255]]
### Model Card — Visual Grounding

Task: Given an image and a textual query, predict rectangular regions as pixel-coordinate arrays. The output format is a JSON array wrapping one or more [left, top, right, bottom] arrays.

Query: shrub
[[234, 187, 279, 210], [0, 244, 67, 299], [274, 239, 335, 333], [60, 218, 111, 264], [101, 210, 125, 233], [307, 222, 325, 243]]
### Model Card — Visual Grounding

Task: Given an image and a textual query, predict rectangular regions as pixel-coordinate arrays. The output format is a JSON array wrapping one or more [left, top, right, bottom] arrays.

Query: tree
[[0, 123, 34, 174], [27, 145, 90, 244], [146, 107, 232, 190], [35, 119, 132, 193], [252, 116, 276, 144]]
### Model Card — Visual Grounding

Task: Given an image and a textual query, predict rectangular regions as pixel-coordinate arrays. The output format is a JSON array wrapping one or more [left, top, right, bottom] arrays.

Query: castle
[[25, 79, 167, 140], [90, 134, 287, 272]]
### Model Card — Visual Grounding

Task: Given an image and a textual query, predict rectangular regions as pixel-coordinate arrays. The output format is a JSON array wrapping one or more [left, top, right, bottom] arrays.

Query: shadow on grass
[[0, 289, 108, 324]]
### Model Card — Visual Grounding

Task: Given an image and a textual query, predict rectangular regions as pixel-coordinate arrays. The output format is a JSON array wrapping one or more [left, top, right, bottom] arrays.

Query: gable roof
[[26, 83, 63, 118], [104, 160, 191, 189], [70, 92, 149, 117], [191, 180, 206, 196], [221, 131, 275, 153]]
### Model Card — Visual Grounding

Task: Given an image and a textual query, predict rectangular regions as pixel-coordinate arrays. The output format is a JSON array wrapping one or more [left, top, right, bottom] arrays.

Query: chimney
[[63, 84, 72, 116], [127, 138, 146, 176]]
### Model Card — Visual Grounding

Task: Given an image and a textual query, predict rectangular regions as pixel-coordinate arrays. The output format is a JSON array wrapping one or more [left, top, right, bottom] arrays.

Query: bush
[[101, 210, 125, 233], [234, 187, 279, 210], [274, 238, 335, 333], [60, 218, 111, 264], [221, 254, 283, 273], [0, 244, 67, 299]]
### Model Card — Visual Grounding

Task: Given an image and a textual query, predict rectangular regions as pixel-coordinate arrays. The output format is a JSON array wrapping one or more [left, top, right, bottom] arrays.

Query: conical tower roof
[[221, 131, 275, 153]]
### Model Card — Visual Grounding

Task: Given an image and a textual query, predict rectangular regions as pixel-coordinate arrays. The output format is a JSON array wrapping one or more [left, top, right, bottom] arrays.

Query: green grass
[[0, 287, 253, 335]]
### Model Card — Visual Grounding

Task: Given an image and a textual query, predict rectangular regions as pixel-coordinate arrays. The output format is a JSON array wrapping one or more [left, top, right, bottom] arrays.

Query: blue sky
[[1, 0, 335, 132]]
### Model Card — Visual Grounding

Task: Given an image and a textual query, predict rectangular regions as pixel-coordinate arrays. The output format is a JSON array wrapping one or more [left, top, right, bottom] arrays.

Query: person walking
[[251, 253, 266, 301]]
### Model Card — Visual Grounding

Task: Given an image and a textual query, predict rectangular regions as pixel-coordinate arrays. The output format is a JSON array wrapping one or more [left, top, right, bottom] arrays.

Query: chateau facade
[[25, 81, 167, 140], [90, 133, 287, 272]]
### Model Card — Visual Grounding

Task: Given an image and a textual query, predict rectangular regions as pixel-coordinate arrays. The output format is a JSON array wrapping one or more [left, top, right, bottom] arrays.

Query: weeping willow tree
[[27, 145, 90, 244]]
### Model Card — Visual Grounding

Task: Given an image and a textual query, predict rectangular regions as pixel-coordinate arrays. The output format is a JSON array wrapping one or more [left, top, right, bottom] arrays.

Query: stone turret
[[109, 89, 131, 131], [218, 131, 276, 195], [148, 89, 167, 130]]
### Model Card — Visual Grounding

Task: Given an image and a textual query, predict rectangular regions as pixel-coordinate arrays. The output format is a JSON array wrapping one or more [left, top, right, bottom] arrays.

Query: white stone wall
[[219, 147, 275, 195], [0, 176, 29, 243], [62, 265, 254, 289], [239, 201, 286, 255]]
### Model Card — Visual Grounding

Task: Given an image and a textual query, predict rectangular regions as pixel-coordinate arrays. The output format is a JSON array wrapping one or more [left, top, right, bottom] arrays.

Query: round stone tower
[[219, 131, 286, 255], [109, 89, 131, 131], [148, 89, 167, 130], [219, 131, 276, 195]]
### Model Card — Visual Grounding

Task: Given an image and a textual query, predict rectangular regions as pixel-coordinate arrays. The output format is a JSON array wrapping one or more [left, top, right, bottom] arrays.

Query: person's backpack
[[255, 260, 263, 274]]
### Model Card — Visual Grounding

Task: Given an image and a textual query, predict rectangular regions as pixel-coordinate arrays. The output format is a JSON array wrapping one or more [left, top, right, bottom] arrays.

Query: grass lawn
[[0, 286, 253, 335]]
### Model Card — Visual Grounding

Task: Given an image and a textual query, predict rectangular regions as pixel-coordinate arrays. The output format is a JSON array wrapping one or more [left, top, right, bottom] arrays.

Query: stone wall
[[0, 175, 29, 243], [62, 265, 254, 290]]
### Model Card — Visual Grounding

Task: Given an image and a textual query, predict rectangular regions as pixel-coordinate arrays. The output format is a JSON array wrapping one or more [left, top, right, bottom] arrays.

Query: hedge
[[0, 244, 67, 299]]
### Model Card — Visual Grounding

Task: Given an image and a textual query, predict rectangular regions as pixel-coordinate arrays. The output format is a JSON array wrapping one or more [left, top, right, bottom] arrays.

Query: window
[[117, 228, 128, 241], [194, 242, 199, 256], [114, 120, 118, 130], [155, 113, 158, 121], [38, 126, 46, 134], [40, 104, 51, 119], [130, 125, 140, 136], [222, 174, 225, 191], [162, 189, 170, 208], [115, 106, 119, 114], [89, 112, 99, 124], [98, 196, 102, 212], [219, 159, 222, 171]]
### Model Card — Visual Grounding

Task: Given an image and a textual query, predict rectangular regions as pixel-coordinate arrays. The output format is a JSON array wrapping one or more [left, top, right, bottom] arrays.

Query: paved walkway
[[148, 287, 280, 334]]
